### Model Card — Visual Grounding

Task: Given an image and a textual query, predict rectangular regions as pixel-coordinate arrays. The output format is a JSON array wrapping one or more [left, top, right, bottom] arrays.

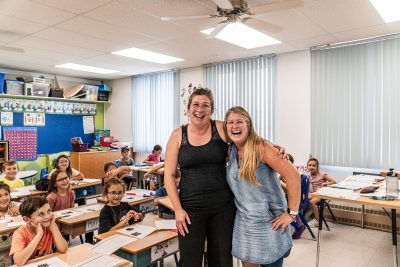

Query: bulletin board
[[1, 113, 94, 155]]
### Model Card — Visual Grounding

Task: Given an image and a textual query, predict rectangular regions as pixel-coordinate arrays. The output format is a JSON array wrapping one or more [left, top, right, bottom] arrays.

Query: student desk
[[0, 216, 24, 251], [313, 192, 400, 267], [131, 166, 164, 189], [56, 203, 102, 237], [10, 180, 103, 201], [95, 215, 178, 267], [157, 196, 174, 211], [97, 190, 155, 213], [24, 243, 132, 267]]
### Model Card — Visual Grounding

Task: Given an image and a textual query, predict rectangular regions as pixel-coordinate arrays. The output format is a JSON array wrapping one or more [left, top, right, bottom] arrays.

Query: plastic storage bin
[[5, 80, 24, 95], [31, 83, 51, 97], [84, 85, 98, 100], [72, 143, 89, 152]]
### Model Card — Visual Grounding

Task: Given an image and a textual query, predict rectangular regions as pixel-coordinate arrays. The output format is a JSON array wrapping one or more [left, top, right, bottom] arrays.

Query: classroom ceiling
[[0, 0, 399, 80]]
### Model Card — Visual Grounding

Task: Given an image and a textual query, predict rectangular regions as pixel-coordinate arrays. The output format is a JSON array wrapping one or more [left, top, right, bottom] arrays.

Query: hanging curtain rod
[[202, 53, 276, 68], [311, 32, 400, 51]]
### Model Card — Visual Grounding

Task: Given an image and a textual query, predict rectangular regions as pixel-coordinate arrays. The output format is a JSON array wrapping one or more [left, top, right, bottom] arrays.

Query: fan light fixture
[[55, 63, 119, 74], [369, 0, 400, 23], [201, 22, 281, 49], [112, 47, 184, 64]]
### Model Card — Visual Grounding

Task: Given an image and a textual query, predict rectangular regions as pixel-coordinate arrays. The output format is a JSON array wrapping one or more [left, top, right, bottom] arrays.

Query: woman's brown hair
[[187, 87, 215, 113]]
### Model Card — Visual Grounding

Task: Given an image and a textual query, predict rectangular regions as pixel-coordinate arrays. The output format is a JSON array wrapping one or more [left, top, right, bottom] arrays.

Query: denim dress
[[226, 145, 292, 264]]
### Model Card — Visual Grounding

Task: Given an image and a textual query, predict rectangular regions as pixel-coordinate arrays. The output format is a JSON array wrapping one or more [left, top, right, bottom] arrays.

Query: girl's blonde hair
[[223, 106, 263, 185]]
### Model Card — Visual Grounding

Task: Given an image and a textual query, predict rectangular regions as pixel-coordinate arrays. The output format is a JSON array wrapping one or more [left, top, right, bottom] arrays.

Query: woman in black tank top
[[164, 88, 235, 267]]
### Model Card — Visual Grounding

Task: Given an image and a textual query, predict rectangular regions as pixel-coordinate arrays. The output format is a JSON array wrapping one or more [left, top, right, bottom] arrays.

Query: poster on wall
[[1, 112, 13, 126], [24, 113, 46, 126], [180, 83, 201, 124], [83, 116, 94, 134], [3, 127, 37, 160]]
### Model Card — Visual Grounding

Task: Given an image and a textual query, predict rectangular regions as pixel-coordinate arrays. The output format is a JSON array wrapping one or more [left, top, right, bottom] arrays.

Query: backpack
[[35, 179, 49, 191]]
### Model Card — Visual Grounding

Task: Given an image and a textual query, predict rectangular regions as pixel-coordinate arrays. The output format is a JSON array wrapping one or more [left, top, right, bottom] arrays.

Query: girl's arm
[[144, 163, 165, 178], [70, 168, 84, 180], [143, 155, 153, 164], [323, 175, 337, 185], [165, 128, 191, 236], [260, 141, 301, 231], [70, 190, 75, 208], [49, 214, 68, 253]]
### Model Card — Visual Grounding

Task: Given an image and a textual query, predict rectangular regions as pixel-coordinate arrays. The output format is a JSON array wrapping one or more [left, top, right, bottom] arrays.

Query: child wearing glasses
[[47, 170, 75, 212], [98, 178, 144, 234]]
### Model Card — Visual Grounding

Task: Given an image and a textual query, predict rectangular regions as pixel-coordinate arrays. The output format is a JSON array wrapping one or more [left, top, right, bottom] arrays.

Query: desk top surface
[[0, 215, 24, 234], [95, 214, 177, 254], [0, 170, 38, 179], [24, 243, 132, 267], [56, 203, 103, 225]]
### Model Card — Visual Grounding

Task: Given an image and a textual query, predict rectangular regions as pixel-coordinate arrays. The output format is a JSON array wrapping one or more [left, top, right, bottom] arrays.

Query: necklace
[[110, 205, 122, 225]]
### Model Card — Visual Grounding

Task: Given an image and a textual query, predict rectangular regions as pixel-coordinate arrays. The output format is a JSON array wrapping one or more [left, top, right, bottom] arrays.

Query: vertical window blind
[[131, 70, 179, 154], [311, 37, 400, 169], [203, 55, 276, 141]]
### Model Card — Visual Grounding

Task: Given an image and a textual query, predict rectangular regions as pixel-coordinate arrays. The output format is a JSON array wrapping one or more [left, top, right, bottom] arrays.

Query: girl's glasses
[[56, 176, 69, 183], [108, 191, 124, 197]]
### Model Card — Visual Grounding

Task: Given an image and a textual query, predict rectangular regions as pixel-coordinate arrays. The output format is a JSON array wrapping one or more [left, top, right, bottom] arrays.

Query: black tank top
[[178, 120, 232, 209]]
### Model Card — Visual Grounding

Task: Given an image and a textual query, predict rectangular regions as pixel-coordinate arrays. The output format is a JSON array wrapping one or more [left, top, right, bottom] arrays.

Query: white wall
[[105, 77, 132, 142], [179, 67, 203, 125], [276, 50, 311, 165]]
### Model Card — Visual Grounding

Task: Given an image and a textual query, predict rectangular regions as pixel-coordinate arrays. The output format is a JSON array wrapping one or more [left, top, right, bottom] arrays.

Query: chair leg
[[79, 235, 84, 244], [173, 252, 179, 267], [299, 213, 316, 240], [322, 218, 331, 231], [326, 202, 337, 223]]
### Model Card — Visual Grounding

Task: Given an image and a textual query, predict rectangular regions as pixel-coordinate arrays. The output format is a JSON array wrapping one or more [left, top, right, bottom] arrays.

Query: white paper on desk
[[117, 224, 157, 238], [0, 214, 12, 224], [91, 234, 136, 255], [74, 204, 104, 213], [129, 189, 155, 196], [54, 209, 83, 219], [317, 187, 360, 200], [155, 219, 176, 230], [83, 116, 94, 134], [80, 178, 101, 184], [6, 221, 24, 228], [23, 256, 70, 267], [73, 254, 124, 267], [122, 195, 145, 202]]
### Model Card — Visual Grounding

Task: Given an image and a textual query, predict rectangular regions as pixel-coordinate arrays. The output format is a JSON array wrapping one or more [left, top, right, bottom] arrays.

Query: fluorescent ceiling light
[[201, 22, 281, 49], [369, 0, 400, 23], [55, 63, 119, 74], [112, 47, 184, 64]]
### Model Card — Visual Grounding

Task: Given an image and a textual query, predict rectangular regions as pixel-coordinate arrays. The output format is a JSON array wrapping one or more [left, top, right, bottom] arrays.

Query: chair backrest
[[40, 167, 48, 180], [114, 159, 121, 165], [299, 174, 310, 210]]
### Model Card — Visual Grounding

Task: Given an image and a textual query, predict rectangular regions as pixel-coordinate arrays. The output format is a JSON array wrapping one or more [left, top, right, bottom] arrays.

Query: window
[[203, 55, 276, 141], [132, 71, 179, 153], [311, 37, 400, 169]]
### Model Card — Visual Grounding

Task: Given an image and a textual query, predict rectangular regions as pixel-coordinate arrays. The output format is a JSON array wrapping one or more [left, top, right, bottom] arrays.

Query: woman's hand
[[271, 212, 294, 232], [273, 144, 288, 159], [175, 208, 191, 236], [8, 207, 19, 216]]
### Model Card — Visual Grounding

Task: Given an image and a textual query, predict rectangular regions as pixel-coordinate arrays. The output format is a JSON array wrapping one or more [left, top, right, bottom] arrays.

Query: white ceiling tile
[[0, 0, 75, 25], [333, 25, 389, 43], [32, 27, 124, 52], [300, 0, 383, 33], [56, 16, 156, 46], [30, 0, 113, 14], [0, 14, 48, 40], [385, 21, 400, 35]]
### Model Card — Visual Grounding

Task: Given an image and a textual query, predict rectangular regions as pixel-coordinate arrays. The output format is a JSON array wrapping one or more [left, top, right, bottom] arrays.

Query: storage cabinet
[[70, 150, 121, 178], [0, 141, 9, 170]]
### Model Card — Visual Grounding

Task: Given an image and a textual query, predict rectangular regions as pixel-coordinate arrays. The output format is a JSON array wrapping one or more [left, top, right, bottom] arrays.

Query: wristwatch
[[288, 208, 299, 217]]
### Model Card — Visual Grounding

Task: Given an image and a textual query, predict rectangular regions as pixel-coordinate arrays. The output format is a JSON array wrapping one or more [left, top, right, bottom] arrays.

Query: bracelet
[[288, 213, 296, 220]]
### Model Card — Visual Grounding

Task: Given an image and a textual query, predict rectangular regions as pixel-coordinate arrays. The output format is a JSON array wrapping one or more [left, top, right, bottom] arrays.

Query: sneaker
[[292, 225, 306, 239], [307, 218, 319, 228]]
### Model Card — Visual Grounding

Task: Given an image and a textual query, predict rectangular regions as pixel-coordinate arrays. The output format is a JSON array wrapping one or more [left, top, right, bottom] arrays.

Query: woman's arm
[[215, 120, 228, 142], [260, 141, 300, 231], [164, 128, 191, 236]]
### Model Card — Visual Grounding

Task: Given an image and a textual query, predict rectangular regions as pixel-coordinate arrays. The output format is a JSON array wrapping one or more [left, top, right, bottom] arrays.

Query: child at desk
[[49, 155, 84, 181], [143, 145, 163, 164], [103, 162, 131, 185], [0, 161, 24, 190], [10, 196, 68, 266], [0, 182, 20, 252], [144, 163, 165, 190], [154, 168, 180, 219], [307, 157, 336, 227], [118, 147, 135, 188], [98, 178, 144, 234]]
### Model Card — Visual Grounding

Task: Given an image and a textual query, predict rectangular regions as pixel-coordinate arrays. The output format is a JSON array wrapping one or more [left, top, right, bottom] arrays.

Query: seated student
[[0, 182, 20, 252], [143, 145, 163, 164], [47, 170, 75, 242], [103, 162, 132, 185], [117, 147, 135, 188], [144, 163, 165, 191], [307, 157, 337, 227], [49, 155, 84, 181], [154, 168, 180, 218], [98, 178, 144, 234], [0, 161, 24, 190], [10, 196, 68, 266]]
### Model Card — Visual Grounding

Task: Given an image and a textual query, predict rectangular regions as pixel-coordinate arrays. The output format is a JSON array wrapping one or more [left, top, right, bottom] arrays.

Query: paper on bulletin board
[[83, 116, 94, 134], [24, 113, 45, 126], [1, 112, 13, 125]]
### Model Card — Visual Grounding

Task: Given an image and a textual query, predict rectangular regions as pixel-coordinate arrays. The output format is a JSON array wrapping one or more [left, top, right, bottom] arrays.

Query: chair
[[298, 174, 317, 240], [40, 167, 48, 180]]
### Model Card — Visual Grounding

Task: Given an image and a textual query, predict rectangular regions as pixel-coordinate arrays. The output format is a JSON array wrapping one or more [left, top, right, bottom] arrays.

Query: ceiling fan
[[161, 0, 304, 38]]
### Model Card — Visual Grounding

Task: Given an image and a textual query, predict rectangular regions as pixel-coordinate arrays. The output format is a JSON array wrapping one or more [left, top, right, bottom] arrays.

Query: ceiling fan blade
[[0, 46, 25, 53], [251, 0, 304, 15], [161, 14, 217, 21], [207, 22, 228, 38], [213, 0, 233, 10], [243, 17, 282, 34]]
